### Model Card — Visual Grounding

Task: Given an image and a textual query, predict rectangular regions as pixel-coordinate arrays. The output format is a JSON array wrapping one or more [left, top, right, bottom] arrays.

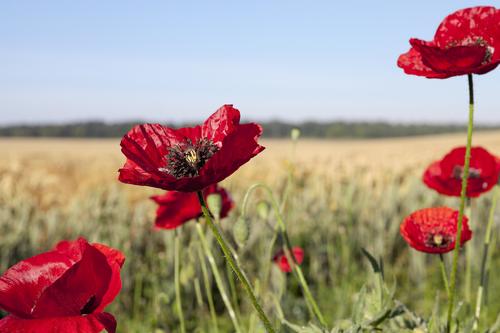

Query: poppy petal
[[91, 244, 125, 313], [0, 313, 116, 333], [273, 247, 304, 273], [32, 244, 112, 317], [118, 105, 264, 192], [119, 124, 180, 185], [201, 123, 265, 184], [151, 191, 201, 229], [434, 6, 499, 48], [411, 39, 487, 73], [0, 251, 75, 318], [202, 105, 241, 144], [423, 146, 500, 197], [397, 47, 449, 78], [400, 207, 472, 254], [398, 6, 500, 78]]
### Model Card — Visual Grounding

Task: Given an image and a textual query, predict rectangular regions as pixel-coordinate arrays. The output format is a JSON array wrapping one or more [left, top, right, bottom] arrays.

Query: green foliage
[[1, 141, 500, 332]]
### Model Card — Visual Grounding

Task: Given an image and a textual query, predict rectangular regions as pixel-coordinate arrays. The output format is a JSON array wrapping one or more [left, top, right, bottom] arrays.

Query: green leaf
[[352, 285, 367, 324], [361, 248, 381, 274]]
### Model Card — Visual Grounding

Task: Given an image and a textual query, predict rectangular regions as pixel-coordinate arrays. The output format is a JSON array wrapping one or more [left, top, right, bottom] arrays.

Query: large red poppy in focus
[[273, 247, 304, 273], [118, 105, 265, 192], [423, 146, 500, 198], [398, 6, 500, 78], [0, 238, 125, 333], [400, 207, 472, 254], [150, 184, 234, 229]]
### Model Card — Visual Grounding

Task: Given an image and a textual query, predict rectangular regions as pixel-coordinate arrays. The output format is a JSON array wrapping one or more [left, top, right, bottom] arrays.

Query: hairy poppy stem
[[174, 230, 186, 333], [197, 191, 276, 333], [241, 183, 328, 327], [446, 74, 475, 332], [472, 185, 499, 332], [439, 254, 450, 298], [195, 222, 241, 333]]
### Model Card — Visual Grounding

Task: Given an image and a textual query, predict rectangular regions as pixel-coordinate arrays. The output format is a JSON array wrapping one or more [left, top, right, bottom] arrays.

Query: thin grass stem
[[196, 238, 219, 332], [174, 229, 186, 333], [195, 222, 242, 333], [472, 185, 499, 332], [197, 192, 275, 332]]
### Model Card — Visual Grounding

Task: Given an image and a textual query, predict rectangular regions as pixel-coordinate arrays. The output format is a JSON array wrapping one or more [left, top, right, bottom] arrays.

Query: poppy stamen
[[160, 138, 219, 178], [452, 165, 481, 179], [426, 233, 452, 248]]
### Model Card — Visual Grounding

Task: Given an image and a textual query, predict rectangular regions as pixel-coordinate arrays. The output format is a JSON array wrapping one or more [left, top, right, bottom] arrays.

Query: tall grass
[[0, 136, 499, 331]]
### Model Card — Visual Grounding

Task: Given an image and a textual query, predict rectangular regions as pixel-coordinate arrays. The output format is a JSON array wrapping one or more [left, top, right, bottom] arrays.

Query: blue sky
[[0, 1, 498, 124]]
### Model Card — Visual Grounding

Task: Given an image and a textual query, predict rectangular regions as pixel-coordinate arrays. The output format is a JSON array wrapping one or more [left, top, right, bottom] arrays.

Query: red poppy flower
[[423, 146, 500, 198], [398, 6, 500, 78], [272, 247, 304, 273], [0, 238, 125, 333], [150, 184, 234, 229], [118, 104, 265, 192], [400, 207, 472, 254]]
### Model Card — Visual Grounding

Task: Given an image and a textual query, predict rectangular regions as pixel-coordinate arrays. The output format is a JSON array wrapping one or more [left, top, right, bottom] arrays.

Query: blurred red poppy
[[273, 247, 304, 273], [398, 6, 500, 78], [150, 184, 234, 229], [423, 146, 500, 198], [400, 207, 472, 254], [0, 238, 125, 333], [119, 105, 265, 192]]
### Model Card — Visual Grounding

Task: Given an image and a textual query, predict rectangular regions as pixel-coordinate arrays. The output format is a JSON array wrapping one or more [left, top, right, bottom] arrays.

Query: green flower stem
[[472, 185, 499, 332], [197, 191, 276, 333], [196, 238, 219, 332], [446, 74, 475, 333], [195, 222, 242, 333], [439, 254, 450, 298], [241, 183, 328, 327], [464, 199, 472, 307], [174, 230, 186, 333]]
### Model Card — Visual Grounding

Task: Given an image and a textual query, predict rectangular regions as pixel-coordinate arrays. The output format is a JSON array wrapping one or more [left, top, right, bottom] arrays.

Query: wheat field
[[1, 132, 499, 332]]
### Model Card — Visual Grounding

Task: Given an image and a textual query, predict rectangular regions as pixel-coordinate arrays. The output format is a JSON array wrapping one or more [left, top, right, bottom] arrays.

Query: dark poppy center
[[452, 165, 481, 180], [425, 233, 452, 249], [161, 138, 219, 178]]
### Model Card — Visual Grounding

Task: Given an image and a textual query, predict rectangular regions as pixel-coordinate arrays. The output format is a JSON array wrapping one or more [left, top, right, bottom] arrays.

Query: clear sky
[[0, 1, 498, 125]]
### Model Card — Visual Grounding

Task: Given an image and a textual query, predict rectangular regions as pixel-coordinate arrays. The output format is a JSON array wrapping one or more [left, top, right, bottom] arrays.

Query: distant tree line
[[0, 121, 498, 139]]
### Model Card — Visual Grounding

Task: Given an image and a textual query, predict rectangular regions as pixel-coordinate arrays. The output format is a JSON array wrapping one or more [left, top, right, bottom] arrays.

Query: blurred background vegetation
[[2, 121, 500, 139], [0, 133, 499, 332]]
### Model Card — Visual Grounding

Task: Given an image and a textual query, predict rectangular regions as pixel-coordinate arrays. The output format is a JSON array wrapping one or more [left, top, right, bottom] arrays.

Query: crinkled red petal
[[32, 244, 112, 317], [434, 6, 499, 48], [400, 207, 472, 254], [0, 312, 117, 333]]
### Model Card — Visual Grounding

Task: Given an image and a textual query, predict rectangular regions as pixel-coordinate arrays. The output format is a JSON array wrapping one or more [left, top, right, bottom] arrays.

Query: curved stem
[[240, 183, 328, 327], [446, 74, 475, 332], [174, 230, 186, 333], [472, 185, 499, 332], [439, 254, 450, 298], [197, 191, 276, 333], [195, 222, 242, 333]]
